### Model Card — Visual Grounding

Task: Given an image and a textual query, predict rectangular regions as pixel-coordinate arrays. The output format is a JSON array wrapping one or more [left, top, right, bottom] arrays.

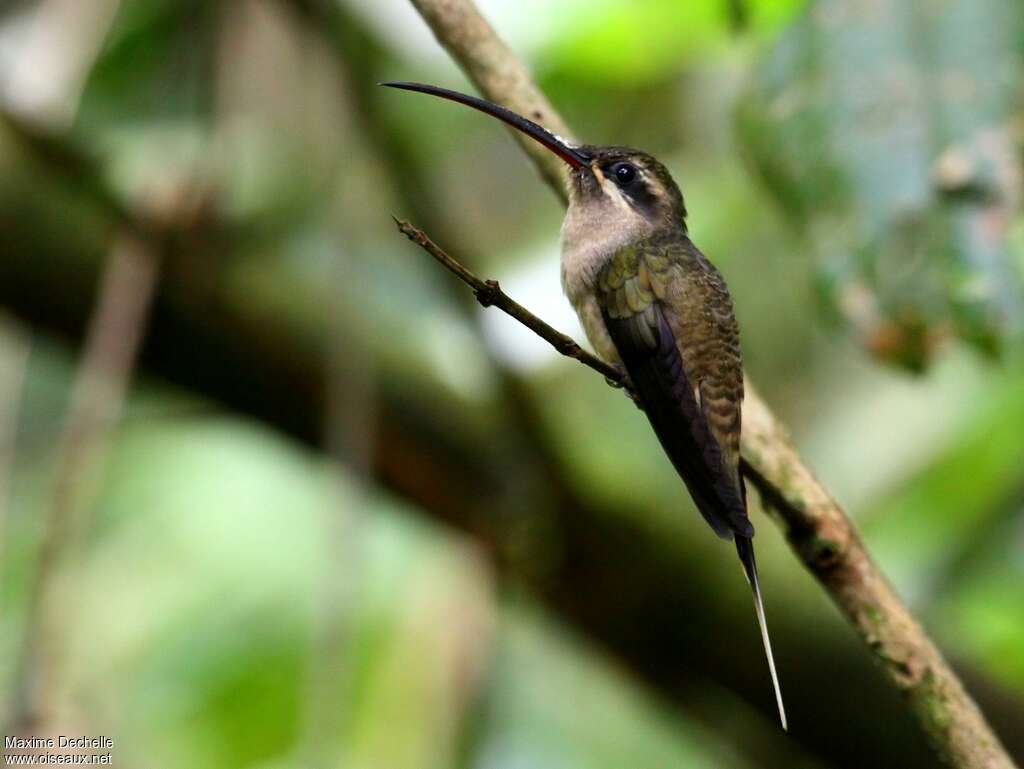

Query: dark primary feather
[[598, 239, 752, 540], [605, 304, 751, 538]]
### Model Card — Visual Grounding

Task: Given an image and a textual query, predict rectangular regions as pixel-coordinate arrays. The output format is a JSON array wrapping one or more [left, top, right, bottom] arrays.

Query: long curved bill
[[380, 81, 590, 170]]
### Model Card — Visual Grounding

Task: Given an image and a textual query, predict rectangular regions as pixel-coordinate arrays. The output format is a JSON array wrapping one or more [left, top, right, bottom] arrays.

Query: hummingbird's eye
[[611, 163, 637, 185]]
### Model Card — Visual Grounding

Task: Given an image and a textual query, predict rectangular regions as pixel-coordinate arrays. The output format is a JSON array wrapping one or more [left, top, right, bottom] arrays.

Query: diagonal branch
[[408, 0, 573, 199], [396, 3, 1018, 766]]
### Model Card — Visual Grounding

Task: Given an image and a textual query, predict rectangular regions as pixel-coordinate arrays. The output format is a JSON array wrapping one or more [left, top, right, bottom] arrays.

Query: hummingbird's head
[[568, 145, 687, 229], [380, 81, 687, 231]]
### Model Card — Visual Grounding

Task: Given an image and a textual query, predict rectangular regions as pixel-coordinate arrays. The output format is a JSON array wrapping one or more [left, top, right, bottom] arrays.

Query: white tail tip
[[751, 573, 787, 731]]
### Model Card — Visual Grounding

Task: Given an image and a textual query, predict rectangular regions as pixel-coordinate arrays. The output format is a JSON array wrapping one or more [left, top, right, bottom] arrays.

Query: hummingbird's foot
[[606, 364, 643, 410]]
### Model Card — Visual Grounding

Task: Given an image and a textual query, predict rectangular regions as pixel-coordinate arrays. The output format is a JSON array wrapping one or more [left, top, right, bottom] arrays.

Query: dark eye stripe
[[614, 172, 661, 216]]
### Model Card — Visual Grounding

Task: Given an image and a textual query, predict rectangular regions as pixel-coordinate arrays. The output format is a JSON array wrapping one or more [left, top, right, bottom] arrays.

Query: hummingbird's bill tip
[[379, 81, 445, 95]]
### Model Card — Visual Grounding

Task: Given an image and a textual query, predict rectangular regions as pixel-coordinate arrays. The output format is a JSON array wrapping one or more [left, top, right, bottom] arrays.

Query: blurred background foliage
[[0, 0, 1022, 768]]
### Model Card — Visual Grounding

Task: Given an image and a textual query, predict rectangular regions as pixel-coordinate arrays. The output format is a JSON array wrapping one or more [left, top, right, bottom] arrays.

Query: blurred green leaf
[[541, 0, 804, 83], [476, 603, 756, 769], [933, 521, 1024, 692], [863, 358, 1024, 599], [737, 0, 1024, 368], [77, 0, 219, 130], [54, 414, 497, 769]]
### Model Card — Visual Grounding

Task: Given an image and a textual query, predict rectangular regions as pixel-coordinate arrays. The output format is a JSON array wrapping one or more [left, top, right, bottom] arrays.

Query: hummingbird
[[383, 81, 787, 730]]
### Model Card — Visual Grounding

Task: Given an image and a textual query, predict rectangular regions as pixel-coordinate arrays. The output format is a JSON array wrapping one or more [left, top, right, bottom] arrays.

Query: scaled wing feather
[[599, 251, 751, 539]]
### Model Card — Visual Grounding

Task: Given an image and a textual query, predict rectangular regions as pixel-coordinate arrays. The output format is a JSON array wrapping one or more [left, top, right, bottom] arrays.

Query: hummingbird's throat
[[569, 164, 638, 221], [569, 164, 602, 200]]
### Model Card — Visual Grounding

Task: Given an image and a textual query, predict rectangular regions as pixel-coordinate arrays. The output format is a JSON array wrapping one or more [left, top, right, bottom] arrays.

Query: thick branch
[[408, 0, 572, 200], [400, 2, 1017, 766]]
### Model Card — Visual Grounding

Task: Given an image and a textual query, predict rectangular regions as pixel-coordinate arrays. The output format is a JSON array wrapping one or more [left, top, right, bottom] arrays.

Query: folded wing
[[598, 246, 752, 539]]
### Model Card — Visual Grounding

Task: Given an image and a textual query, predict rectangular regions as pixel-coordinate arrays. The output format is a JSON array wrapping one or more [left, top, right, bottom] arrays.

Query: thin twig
[[394, 217, 620, 382], [393, 4, 1017, 763], [408, 0, 573, 199]]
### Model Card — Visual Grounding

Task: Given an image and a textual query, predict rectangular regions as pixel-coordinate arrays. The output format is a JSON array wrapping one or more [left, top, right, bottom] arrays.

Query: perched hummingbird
[[383, 81, 786, 730]]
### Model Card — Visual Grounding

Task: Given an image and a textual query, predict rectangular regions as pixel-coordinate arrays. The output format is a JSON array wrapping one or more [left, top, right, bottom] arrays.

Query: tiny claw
[[608, 364, 643, 410]]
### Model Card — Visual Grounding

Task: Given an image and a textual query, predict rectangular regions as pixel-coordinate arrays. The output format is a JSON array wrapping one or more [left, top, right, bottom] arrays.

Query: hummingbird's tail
[[735, 535, 787, 731]]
